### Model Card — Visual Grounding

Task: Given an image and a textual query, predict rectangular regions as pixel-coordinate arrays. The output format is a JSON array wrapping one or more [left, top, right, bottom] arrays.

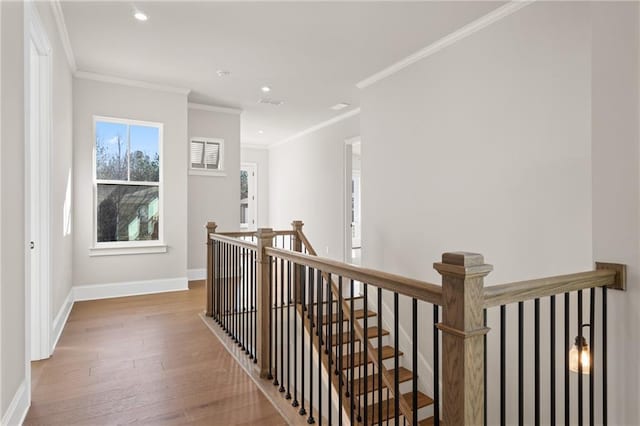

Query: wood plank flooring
[[25, 281, 285, 426]]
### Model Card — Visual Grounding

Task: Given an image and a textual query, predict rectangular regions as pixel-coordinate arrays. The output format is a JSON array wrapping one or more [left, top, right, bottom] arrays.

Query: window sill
[[89, 244, 168, 257], [189, 169, 227, 177]]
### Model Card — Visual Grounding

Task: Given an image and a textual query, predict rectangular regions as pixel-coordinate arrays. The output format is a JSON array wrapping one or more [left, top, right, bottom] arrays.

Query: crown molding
[[270, 108, 361, 149], [50, 0, 77, 72], [188, 102, 243, 115], [356, 0, 534, 89], [241, 143, 269, 150], [74, 71, 191, 95]]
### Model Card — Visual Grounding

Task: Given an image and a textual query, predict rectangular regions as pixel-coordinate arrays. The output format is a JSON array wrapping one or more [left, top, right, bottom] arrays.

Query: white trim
[[356, 0, 535, 89], [1, 379, 29, 426], [188, 102, 242, 115], [240, 143, 269, 150], [270, 108, 360, 148], [88, 244, 168, 257], [49, 0, 77, 72], [73, 277, 188, 302], [188, 170, 227, 177], [50, 288, 74, 354], [75, 71, 190, 95], [188, 268, 206, 281], [241, 162, 258, 230]]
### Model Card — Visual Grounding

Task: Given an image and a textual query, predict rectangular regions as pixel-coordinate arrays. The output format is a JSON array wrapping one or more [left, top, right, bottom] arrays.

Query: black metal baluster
[[286, 260, 292, 399], [338, 276, 344, 426], [317, 269, 323, 425], [350, 279, 357, 423], [378, 288, 383, 426], [280, 258, 285, 393], [234, 245, 238, 342], [484, 308, 488, 426], [578, 290, 583, 425], [550, 295, 556, 425], [535, 298, 540, 426], [241, 247, 245, 350], [413, 300, 419, 426], [602, 287, 607, 425], [299, 265, 307, 416], [565, 292, 570, 426], [308, 267, 315, 424], [224, 243, 228, 333], [436, 299, 440, 426], [268, 255, 274, 381], [518, 301, 524, 426], [328, 273, 333, 426], [253, 250, 257, 363], [293, 261, 299, 408], [589, 287, 595, 426], [500, 305, 506, 426], [363, 283, 369, 426], [394, 292, 399, 425]]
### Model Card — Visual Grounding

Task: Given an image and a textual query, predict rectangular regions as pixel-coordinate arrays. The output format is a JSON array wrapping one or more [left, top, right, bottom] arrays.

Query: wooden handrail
[[483, 269, 616, 308], [219, 230, 297, 237], [265, 246, 443, 307], [210, 233, 257, 251]]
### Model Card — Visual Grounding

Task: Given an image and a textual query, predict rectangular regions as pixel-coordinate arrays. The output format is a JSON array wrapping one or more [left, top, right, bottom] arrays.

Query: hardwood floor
[[25, 281, 285, 426]]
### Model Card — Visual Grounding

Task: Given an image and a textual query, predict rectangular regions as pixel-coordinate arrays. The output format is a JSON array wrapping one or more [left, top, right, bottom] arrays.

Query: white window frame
[[189, 137, 226, 176], [90, 115, 166, 256], [240, 162, 257, 230]]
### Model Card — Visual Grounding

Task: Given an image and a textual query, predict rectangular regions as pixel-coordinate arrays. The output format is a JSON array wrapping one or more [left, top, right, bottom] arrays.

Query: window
[[190, 137, 225, 176], [240, 163, 257, 229], [93, 117, 163, 252]]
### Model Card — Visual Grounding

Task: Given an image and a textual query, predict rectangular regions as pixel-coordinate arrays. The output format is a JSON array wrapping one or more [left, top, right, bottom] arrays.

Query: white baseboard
[[187, 268, 206, 281], [73, 277, 188, 302], [50, 288, 74, 355], [1, 379, 29, 426]]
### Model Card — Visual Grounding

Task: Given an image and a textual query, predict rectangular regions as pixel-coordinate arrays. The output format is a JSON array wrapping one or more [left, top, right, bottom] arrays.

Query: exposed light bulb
[[569, 336, 591, 374]]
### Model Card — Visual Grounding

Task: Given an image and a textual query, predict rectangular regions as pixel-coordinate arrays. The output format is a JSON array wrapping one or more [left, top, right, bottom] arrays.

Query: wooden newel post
[[434, 252, 492, 426], [205, 222, 217, 317], [256, 228, 275, 377], [291, 220, 304, 303]]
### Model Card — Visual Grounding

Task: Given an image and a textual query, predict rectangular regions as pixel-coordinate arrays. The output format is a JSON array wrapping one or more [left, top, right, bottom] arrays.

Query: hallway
[[24, 282, 285, 425]]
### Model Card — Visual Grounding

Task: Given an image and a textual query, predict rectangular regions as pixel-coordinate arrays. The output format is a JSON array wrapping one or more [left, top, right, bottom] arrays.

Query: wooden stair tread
[[331, 327, 389, 346], [341, 345, 401, 369], [364, 391, 433, 425], [322, 309, 376, 324], [310, 295, 364, 305], [419, 417, 443, 426], [352, 367, 413, 395]]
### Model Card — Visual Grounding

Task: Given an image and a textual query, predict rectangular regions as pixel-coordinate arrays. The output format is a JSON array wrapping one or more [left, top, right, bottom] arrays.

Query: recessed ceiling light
[[133, 11, 148, 21], [217, 70, 231, 77], [258, 130, 264, 134], [261, 86, 271, 93], [330, 102, 350, 111]]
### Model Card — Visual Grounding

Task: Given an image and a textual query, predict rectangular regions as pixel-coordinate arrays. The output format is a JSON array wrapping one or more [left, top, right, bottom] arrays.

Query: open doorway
[[240, 163, 257, 230], [26, 4, 53, 363], [344, 137, 361, 266]]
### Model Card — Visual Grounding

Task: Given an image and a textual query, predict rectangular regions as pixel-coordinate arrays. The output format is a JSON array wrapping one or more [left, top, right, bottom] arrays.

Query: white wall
[[361, 2, 595, 424], [269, 115, 359, 261], [241, 146, 269, 227], [591, 2, 640, 424], [188, 107, 240, 272], [73, 79, 188, 287], [1, 1, 26, 417], [35, 1, 74, 330]]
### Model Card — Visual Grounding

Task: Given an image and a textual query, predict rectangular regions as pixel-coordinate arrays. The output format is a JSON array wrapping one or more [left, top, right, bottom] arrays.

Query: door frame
[[240, 162, 258, 230], [343, 136, 360, 263], [24, 1, 53, 363]]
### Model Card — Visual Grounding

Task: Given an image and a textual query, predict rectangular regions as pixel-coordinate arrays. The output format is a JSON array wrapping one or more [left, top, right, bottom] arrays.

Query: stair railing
[[204, 220, 626, 425]]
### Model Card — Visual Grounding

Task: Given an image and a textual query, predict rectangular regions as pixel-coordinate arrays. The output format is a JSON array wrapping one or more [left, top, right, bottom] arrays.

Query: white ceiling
[[61, 1, 503, 146]]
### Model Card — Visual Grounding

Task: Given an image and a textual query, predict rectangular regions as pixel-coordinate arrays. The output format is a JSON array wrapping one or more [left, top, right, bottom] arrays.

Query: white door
[[240, 163, 257, 230], [27, 7, 52, 361]]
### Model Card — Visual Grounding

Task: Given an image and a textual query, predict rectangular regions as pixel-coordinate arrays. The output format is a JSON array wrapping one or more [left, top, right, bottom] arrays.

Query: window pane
[[96, 121, 128, 180], [130, 125, 160, 182], [191, 141, 204, 168], [204, 142, 220, 169], [97, 184, 159, 242]]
